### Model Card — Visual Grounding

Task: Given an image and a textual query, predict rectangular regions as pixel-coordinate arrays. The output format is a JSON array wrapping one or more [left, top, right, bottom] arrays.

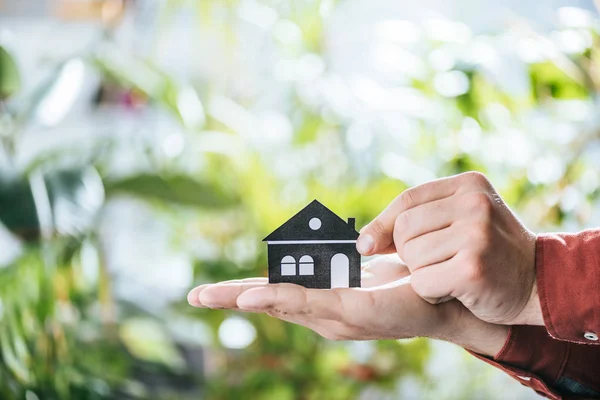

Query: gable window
[[299, 255, 314, 275], [309, 217, 322, 230], [281, 256, 296, 276]]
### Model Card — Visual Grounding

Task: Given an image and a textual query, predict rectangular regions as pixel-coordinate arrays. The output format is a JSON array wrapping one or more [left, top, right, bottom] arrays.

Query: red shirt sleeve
[[464, 229, 600, 398], [536, 230, 600, 344], [468, 326, 600, 399]]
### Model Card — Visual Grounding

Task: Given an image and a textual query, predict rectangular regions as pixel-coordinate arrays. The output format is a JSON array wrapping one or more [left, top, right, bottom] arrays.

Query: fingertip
[[187, 285, 208, 307], [356, 233, 375, 255], [197, 285, 223, 308]]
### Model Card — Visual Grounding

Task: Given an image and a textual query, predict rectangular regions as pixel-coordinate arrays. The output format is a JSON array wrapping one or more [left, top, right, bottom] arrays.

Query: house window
[[309, 217, 322, 230], [299, 255, 314, 275], [281, 256, 296, 276]]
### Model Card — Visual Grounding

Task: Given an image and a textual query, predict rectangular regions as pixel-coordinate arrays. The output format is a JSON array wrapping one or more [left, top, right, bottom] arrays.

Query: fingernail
[[356, 234, 374, 255]]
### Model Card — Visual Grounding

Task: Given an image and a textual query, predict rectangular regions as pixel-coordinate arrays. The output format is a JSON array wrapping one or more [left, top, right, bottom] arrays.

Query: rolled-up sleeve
[[466, 229, 600, 398], [536, 230, 600, 344], [468, 326, 600, 399]]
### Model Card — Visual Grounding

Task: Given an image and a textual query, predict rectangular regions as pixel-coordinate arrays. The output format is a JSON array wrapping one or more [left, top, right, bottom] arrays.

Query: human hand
[[357, 172, 542, 326], [187, 255, 508, 356]]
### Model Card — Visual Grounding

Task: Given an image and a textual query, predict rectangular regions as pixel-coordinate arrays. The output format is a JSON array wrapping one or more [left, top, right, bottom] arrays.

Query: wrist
[[510, 232, 544, 326], [516, 280, 544, 325], [439, 303, 510, 357], [515, 231, 544, 326]]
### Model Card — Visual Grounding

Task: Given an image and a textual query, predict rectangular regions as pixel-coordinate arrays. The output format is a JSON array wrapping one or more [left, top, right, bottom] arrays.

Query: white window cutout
[[299, 255, 314, 275], [309, 217, 322, 230], [281, 255, 296, 276], [331, 253, 350, 288]]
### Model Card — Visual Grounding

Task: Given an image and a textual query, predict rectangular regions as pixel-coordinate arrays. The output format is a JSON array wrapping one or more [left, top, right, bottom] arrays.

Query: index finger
[[357, 175, 460, 256], [237, 279, 420, 332], [236, 284, 366, 321], [190, 278, 268, 308]]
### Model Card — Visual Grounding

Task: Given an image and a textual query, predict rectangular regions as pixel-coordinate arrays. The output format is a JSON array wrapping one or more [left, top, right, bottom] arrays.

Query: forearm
[[451, 319, 509, 357]]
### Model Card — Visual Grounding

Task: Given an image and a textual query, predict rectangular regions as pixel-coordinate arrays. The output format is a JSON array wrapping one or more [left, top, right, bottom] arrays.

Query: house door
[[330, 254, 350, 288]]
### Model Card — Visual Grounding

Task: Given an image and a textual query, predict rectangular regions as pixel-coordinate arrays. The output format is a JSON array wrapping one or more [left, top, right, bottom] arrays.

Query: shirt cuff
[[537, 230, 600, 344], [467, 325, 568, 399]]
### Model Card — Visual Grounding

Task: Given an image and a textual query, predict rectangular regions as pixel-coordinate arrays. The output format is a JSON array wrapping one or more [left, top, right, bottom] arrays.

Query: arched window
[[299, 255, 314, 275], [281, 256, 296, 276]]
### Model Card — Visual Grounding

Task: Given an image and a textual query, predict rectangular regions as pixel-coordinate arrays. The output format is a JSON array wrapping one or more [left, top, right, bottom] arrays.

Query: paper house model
[[263, 200, 361, 289]]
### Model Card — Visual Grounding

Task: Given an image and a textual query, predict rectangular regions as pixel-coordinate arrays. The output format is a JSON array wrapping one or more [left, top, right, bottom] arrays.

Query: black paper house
[[263, 200, 361, 289]]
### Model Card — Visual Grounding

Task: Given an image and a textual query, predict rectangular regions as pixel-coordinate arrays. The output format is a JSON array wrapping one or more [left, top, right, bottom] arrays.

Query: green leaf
[[104, 174, 239, 208], [119, 318, 185, 370], [530, 61, 589, 100], [0, 174, 40, 241], [0, 46, 21, 100], [0, 168, 104, 241]]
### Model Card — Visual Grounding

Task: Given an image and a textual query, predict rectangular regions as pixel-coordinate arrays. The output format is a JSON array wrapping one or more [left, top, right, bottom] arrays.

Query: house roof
[[263, 200, 359, 241]]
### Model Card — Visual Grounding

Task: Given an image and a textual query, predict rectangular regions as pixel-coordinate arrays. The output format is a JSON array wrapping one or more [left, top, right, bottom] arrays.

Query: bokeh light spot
[[218, 316, 257, 349]]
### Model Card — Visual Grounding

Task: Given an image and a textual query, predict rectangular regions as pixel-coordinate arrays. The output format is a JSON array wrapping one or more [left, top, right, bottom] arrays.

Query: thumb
[[357, 220, 397, 256], [356, 176, 460, 256]]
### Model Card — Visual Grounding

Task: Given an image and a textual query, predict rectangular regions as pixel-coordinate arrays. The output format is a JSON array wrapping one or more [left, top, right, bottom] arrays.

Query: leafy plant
[[1, 3, 600, 400], [0, 46, 20, 100]]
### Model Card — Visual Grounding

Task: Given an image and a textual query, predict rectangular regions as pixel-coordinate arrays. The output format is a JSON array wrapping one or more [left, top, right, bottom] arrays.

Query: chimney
[[347, 218, 356, 231]]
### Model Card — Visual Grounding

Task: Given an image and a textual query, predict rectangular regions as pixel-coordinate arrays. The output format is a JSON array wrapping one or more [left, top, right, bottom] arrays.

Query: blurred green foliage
[[0, 2, 600, 400], [0, 46, 20, 100]]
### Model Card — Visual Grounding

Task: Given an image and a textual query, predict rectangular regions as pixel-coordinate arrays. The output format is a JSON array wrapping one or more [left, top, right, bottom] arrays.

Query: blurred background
[[0, 0, 599, 399]]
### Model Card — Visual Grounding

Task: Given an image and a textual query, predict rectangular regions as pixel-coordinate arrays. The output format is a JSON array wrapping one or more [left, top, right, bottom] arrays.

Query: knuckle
[[298, 287, 310, 313], [463, 255, 484, 283], [409, 271, 430, 297], [466, 192, 493, 214], [369, 218, 388, 236], [402, 239, 419, 267], [472, 220, 491, 242], [462, 171, 490, 187], [399, 189, 417, 211], [394, 212, 411, 239], [464, 194, 494, 226], [272, 285, 282, 306]]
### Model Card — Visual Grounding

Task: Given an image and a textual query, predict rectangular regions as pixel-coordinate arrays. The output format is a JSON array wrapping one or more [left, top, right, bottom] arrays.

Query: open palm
[[188, 255, 465, 342]]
